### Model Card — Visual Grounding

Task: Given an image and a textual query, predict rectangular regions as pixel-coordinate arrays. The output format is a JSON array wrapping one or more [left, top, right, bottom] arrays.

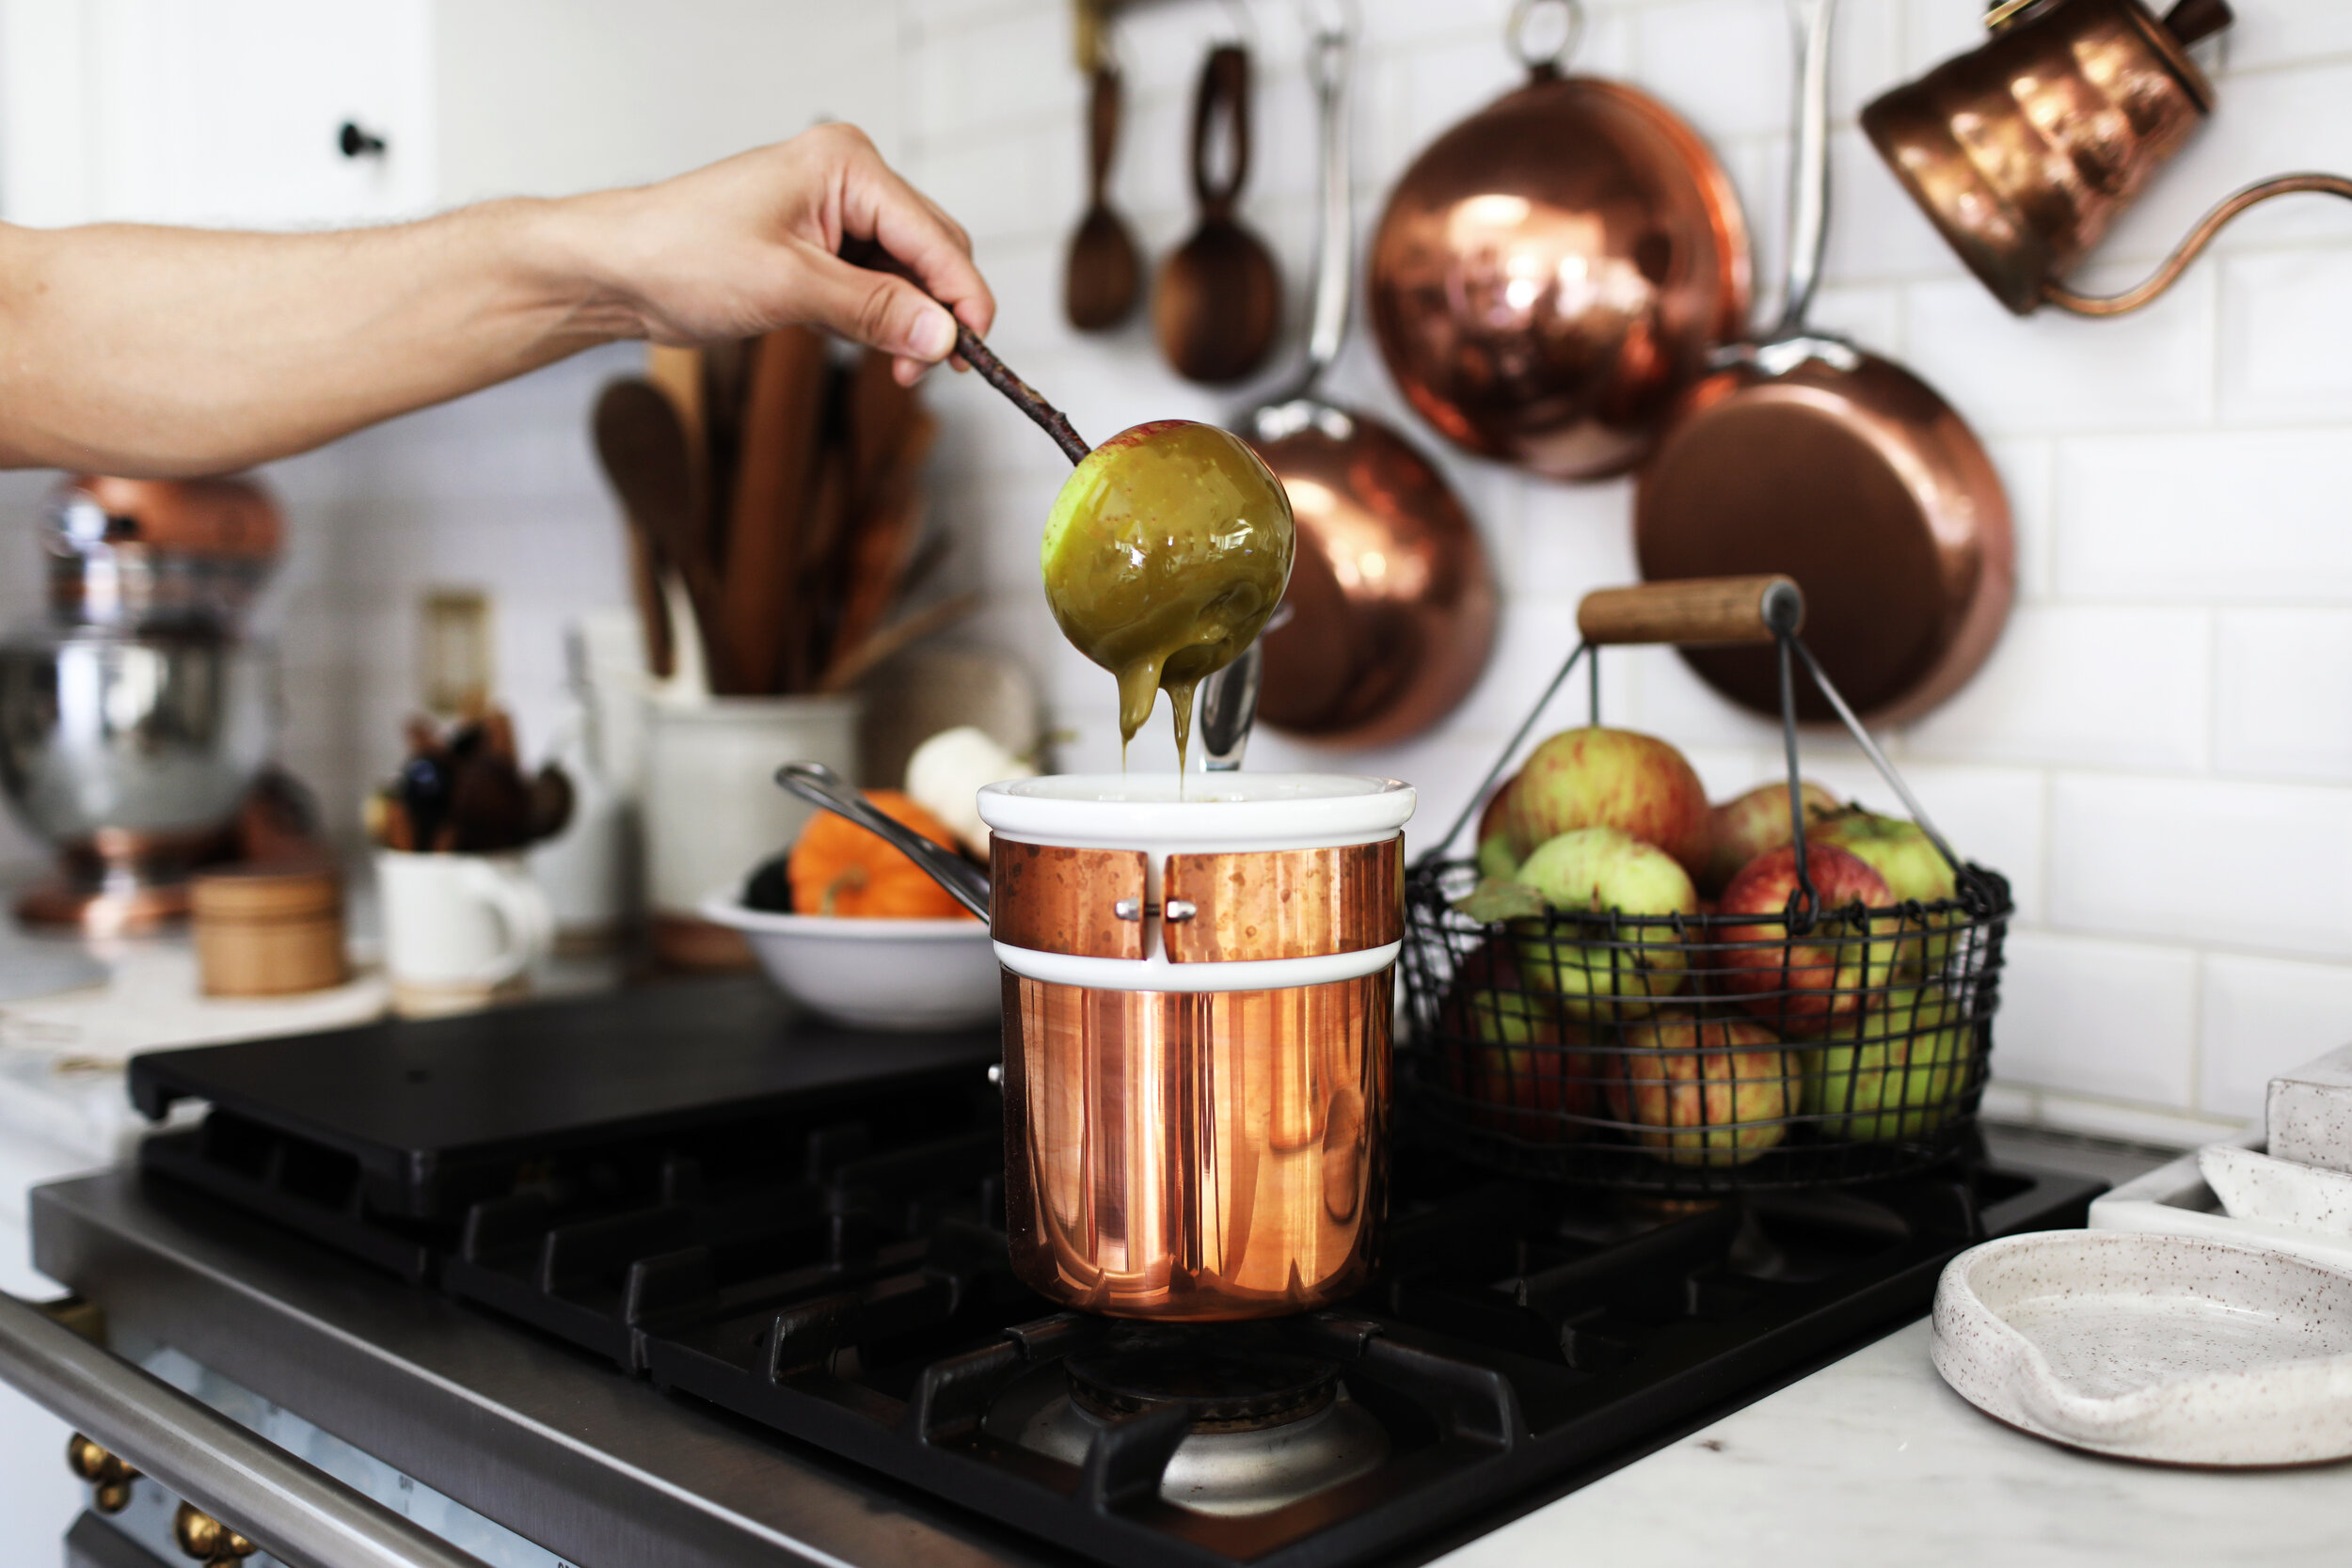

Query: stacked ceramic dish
[[1934, 1042, 2352, 1466]]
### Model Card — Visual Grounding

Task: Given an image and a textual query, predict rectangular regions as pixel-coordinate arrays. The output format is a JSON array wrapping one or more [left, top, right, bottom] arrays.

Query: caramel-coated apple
[[1041, 420, 1294, 762]]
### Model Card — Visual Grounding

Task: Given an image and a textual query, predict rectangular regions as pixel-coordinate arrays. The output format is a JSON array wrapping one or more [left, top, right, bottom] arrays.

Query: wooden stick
[[955, 327, 1090, 466]]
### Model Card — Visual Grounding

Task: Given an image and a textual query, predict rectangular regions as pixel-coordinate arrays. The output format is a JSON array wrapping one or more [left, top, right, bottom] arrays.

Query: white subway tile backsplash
[[2049, 774, 2352, 959], [1821, 126, 1973, 287], [914, 9, 1078, 141], [1990, 928, 2198, 1109], [1631, 0, 1788, 145], [2214, 610, 2352, 783], [1902, 263, 2214, 440], [1984, 438, 2054, 601], [2217, 8, 2352, 75], [1905, 606, 2210, 773], [2199, 953, 2352, 1120], [1517, 475, 1639, 596], [1624, 644, 1785, 751], [1397, 30, 1532, 159], [2218, 246, 2352, 425], [2056, 430, 2352, 602]]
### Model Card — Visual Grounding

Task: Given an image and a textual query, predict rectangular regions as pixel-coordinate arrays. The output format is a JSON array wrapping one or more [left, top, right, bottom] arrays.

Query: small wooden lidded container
[[192, 864, 348, 996]]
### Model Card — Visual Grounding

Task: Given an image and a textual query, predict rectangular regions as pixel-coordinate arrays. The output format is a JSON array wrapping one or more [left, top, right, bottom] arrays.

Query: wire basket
[[1397, 578, 2012, 1195]]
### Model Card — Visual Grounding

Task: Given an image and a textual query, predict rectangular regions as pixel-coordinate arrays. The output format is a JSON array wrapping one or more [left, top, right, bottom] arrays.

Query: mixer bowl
[[0, 630, 279, 845]]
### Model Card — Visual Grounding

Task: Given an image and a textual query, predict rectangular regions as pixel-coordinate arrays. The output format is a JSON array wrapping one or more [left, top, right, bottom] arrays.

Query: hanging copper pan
[[1244, 26, 1496, 748], [1367, 0, 1751, 482], [1633, 0, 2012, 724]]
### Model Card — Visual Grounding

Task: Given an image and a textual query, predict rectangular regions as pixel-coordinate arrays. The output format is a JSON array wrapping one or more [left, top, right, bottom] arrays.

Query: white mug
[[376, 851, 554, 1013]]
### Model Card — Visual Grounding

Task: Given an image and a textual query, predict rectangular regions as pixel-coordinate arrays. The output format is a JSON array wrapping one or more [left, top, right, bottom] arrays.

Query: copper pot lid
[[1366, 0, 1752, 481]]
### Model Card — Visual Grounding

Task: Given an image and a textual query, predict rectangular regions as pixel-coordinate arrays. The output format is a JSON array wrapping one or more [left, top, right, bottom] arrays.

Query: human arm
[[0, 123, 992, 476]]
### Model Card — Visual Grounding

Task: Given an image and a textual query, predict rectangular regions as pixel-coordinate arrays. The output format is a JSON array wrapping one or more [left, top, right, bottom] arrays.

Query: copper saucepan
[[1366, 0, 1752, 481], [779, 763, 1414, 1323], [1864, 0, 2352, 317], [1633, 0, 2013, 725], [1245, 25, 1497, 748]]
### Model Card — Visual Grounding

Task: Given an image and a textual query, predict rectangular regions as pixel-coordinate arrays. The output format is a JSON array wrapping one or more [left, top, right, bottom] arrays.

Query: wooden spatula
[[722, 326, 830, 694], [593, 378, 723, 686]]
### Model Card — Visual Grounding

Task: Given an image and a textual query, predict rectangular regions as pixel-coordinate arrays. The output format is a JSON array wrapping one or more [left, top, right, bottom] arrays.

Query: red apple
[[1503, 727, 1710, 877], [1700, 780, 1844, 895], [1606, 1012, 1796, 1166], [1437, 942, 1596, 1143], [1716, 844, 1897, 1036]]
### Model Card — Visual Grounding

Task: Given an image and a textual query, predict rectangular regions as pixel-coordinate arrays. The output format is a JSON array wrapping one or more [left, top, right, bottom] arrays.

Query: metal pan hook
[[1508, 0, 1585, 75]]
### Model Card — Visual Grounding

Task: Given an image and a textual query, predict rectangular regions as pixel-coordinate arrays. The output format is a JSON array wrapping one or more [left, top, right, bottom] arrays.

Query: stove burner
[[989, 1325, 1392, 1519], [1064, 1323, 1339, 1433]]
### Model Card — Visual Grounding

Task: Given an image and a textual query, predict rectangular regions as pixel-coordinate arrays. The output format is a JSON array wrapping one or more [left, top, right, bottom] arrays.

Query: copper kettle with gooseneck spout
[[1862, 0, 2352, 317]]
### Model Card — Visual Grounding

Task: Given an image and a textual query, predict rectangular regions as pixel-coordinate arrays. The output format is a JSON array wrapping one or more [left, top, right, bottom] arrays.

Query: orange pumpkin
[[787, 789, 977, 920]]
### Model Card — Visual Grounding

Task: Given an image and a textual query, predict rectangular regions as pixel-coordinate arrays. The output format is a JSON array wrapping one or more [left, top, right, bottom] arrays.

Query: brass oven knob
[[65, 1433, 139, 1513], [172, 1502, 256, 1565]]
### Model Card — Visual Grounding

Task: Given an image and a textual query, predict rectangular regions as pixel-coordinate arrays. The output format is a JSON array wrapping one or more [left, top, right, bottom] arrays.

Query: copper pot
[[779, 766, 1414, 1322], [1246, 26, 1496, 747], [1862, 0, 2352, 317], [1366, 0, 1751, 481]]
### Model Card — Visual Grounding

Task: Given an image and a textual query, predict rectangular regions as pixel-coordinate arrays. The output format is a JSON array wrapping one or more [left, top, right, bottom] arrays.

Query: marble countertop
[[1440, 1315, 2345, 1568]]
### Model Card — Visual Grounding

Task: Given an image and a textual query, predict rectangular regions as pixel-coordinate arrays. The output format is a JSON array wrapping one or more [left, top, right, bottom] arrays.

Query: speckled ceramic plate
[[1931, 1229, 2352, 1466], [2201, 1145, 2352, 1240]]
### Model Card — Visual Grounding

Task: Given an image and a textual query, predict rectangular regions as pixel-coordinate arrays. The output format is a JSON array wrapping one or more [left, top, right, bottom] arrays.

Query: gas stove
[[31, 979, 2102, 1568]]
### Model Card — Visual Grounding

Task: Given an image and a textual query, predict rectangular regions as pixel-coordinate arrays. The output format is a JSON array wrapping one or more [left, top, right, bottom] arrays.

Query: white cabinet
[[0, 0, 904, 230]]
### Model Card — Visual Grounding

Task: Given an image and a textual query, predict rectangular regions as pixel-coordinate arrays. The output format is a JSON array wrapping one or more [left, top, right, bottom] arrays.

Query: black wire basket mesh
[[1397, 578, 2013, 1195]]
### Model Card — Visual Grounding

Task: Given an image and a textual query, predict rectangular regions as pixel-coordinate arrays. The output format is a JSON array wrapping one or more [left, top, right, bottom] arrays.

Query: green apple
[[1814, 811, 1960, 974], [1607, 1012, 1796, 1166], [1476, 832, 1520, 881], [1701, 779, 1844, 895], [1512, 827, 1695, 1022], [1801, 985, 1973, 1141], [1503, 727, 1711, 878]]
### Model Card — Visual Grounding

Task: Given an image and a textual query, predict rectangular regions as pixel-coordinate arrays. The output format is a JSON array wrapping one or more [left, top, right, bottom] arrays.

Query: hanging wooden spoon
[[1065, 63, 1143, 331], [1154, 44, 1279, 384]]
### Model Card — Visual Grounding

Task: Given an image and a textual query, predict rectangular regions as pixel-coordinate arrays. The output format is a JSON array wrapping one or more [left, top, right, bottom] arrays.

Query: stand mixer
[[0, 475, 303, 934]]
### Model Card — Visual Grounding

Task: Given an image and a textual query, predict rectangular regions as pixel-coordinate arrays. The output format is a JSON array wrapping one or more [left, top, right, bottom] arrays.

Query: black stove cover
[[129, 978, 1001, 1221], [133, 984, 2102, 1568]]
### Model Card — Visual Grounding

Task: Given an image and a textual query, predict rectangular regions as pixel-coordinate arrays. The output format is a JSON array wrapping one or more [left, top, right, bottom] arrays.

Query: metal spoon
[[774, 762, 992, 920]]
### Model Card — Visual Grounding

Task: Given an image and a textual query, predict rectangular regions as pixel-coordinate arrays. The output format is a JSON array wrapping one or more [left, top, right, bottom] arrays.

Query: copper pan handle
[[1578, 576, 1804, 647], [2043, 172, 2352, 317]]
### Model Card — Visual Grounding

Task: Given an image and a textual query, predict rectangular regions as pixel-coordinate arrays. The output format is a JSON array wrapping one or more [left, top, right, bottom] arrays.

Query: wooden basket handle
[[1576, 576, 1804, 647]]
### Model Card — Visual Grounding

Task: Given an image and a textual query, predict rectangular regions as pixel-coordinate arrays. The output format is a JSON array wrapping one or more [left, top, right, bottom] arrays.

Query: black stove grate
[[141, 1083, 2098, 1568]]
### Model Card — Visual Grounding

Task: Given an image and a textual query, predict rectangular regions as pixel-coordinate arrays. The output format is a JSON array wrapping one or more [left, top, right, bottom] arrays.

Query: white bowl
[[698, 894, 997, 1032], [1931, 1228, 2352, 1466]]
